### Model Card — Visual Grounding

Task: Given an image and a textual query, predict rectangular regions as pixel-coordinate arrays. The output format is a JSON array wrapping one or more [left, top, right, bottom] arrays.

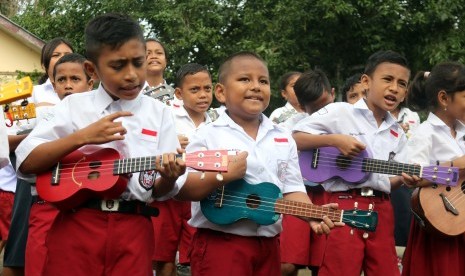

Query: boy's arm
[[293, 132, 366, 157], [19, 111, 132, 174], [175, 151, 248, 201]]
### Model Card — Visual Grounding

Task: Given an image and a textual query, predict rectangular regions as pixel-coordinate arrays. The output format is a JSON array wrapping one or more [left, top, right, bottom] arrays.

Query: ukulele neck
[[275, 199, 342, 222], [113, 154, 183, 174]]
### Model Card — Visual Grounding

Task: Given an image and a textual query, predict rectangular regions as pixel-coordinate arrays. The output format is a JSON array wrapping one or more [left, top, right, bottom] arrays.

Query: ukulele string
[[443, 185, 465, 206], [206, 199, 369, 229], [217, 189, 372, 221]]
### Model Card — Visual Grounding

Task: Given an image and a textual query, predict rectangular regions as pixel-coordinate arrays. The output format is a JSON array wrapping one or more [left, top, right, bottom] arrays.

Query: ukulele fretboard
[[275, 199, 342, 222], [362, 159, 421, 176]]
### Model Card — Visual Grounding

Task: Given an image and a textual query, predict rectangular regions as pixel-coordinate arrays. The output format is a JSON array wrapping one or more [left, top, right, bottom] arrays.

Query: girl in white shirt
[[402, 62, 465, 276]]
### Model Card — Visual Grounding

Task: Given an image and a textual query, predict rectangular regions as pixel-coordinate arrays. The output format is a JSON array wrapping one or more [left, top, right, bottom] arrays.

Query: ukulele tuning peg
[[200, 172, 205, 180], [368, 203, 373, 211], [353, 202, 358, 210], [350, 229, 354, 235], [216, 173, 223, 182], [363, 232, 369, 239]]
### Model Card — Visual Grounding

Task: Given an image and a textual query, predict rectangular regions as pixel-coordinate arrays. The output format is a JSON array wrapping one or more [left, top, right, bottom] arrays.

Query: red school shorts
[[42, 208, 154, 276], [318, 192, 399, 276], [0, 190, 14, 240], [25, 202, 59, 276], [190, 228, 281, 276], [280, 186, 330, 267], [151, 198, 196, 264]]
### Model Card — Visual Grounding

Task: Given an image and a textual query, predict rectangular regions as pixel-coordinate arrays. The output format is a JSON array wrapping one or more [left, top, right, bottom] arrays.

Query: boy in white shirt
[[174, 52, 340, 276], [152, 63, 213, 276], [15, 13, 185, 276]]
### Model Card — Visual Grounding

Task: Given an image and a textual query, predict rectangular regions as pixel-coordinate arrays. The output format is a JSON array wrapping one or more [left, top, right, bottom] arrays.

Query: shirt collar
[[427, 112, 465, 134], [94, 83, 142, 114], [213, 110, 278, 133], [172, 105, 212, 123]]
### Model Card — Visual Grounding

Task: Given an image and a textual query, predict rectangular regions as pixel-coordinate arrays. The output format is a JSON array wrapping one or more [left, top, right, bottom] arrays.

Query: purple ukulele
[[299, 147, 459, 186]]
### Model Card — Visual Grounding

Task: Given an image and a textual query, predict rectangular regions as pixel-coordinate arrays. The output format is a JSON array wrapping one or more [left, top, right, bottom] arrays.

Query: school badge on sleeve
[[139, 170, 157, 190]]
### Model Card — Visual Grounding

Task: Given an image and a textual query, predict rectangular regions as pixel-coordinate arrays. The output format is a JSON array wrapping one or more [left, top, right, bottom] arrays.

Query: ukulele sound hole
[[336, 155, 351, 170], [246, 194, 260, 209], [89, 161, 102, 169], [88, 171, 100, 180]]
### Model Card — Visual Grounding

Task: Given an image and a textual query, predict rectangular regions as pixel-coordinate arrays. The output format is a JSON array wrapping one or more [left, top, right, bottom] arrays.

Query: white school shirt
[[171, 104, 211, 139], [269, 102, 298, 124], [31, 79, 60, 106], [293, 99, 407, 193], [393, 107, 421, 138], [16, 84, 180, 202], [402, 112, 465, 165], [176, 111, 306, 237], [0, 115, 9, 169]]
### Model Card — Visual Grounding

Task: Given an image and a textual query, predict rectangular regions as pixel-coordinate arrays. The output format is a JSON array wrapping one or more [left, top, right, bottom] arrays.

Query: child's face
[[282, 74, 300, 108], [47, 43, 73, 80], [361, 62, 410, 112], [86, 38, 146, 100], [346, 83, 366, 104], [445, 90, 465, 122], [175, 71, 213, 116], [216, 57, 270, 122], [53, 62, 93, 100], [146, 41, 167, 75], [303, 90, 335, 115]]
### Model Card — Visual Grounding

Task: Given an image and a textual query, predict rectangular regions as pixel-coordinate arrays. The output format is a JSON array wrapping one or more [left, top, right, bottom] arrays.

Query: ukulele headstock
[[185, 150, 237, 173], [342, 209, 378, 232], [422, 165, 459, 186]]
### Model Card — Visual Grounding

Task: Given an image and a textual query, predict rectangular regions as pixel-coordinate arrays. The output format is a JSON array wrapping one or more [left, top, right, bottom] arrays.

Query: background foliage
[[2, 0, 465, 113]]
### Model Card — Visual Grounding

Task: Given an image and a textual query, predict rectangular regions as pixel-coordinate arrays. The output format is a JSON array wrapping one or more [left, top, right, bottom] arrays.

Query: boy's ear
[[84, 61, 99, 81], [214, 83, 226, 104], [280, 89, 288, 100], [87, 79, 94, 91], [51, 80, 57, 91], [360, 74, 370, 91], [174, 88, 183, 100]]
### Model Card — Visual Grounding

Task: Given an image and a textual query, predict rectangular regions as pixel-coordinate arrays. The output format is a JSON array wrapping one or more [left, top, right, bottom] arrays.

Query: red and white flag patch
[[141, 128, 157, 137], [390, 129, 398, 138], [274, 137, 289, 143]]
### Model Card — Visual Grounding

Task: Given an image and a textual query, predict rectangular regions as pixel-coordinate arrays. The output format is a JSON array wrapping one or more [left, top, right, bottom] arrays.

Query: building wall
[[0, 29, 43, 83]]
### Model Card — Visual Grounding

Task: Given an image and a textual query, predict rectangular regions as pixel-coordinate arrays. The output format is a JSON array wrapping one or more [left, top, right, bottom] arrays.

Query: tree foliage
[[10, 0, 465, 112]]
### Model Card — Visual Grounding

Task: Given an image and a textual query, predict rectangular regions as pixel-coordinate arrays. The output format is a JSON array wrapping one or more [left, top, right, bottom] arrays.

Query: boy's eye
[[260, 79, 269, 85], [71, 76, 82, 82], [204, 86, 212, 92], [133, 58, 145, 68], [56, 77, 66, 83], [238, 77, 249, 82], [190, 87, 199, 93]]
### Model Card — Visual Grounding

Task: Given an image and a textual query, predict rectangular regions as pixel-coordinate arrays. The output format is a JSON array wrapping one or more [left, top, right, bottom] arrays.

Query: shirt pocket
[[137, 128, 160, 151]]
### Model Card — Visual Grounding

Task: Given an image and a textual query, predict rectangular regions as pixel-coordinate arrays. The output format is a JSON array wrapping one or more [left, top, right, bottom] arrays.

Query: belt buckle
[[360, 187, 374, 197], [101, 199, 120, 212]]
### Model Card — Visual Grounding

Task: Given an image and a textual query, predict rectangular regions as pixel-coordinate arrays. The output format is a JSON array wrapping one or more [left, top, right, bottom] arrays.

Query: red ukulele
[[36, 148, 234, 209]]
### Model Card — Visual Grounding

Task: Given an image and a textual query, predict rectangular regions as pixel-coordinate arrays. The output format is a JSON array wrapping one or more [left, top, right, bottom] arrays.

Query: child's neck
[[366, 100, 387, 127], [435, 109, 457, 138], [185, 107, 206, 128], [146, 72, 164, 87], [228, 111, 261, 140], [289, 101, 304, 113]]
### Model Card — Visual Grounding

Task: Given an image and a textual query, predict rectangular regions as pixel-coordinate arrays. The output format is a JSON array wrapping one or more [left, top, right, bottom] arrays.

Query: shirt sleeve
[[282, 138, 306, 194], [0, 115, 9, 169], [292, 104, 338, 135]]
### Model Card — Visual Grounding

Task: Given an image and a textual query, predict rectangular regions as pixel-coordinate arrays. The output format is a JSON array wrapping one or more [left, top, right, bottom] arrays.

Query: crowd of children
[[1, 11, 464, 276]]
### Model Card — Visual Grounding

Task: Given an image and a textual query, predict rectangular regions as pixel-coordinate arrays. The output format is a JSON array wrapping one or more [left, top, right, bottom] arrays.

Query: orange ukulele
[[36, 148, 234, 210], [411, 173, 465, 236]]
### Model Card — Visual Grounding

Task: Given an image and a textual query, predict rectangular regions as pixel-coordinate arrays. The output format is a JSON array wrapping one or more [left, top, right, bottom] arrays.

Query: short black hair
[[175, 63, 211, 87], [294, 69, 331, 106], [364, 50, 409, 77], [53, 53, 90, 81], [39, 37, 74, 84], [217, 51, 266, 84], [341, 73, 362, 102], [85, 13, 144, 64]]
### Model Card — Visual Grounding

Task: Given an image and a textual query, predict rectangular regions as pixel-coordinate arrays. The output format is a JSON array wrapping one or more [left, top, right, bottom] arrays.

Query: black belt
[[81, 199, 159, 217], [336, 187, 389, 199], [31, 195, 46, 204]]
